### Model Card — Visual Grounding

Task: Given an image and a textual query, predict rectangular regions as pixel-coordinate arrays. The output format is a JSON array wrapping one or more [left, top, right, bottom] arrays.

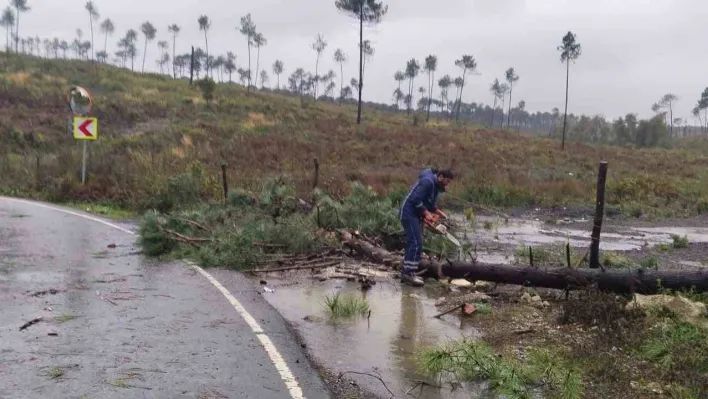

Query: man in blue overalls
[[399, 168, 454, 286]]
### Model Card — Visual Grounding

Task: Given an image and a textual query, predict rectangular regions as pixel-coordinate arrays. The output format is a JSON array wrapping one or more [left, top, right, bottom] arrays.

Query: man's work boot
[[401, 271, 424, 287]]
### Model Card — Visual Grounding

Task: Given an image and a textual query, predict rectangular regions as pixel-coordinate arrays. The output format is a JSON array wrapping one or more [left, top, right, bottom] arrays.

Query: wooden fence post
[[221, 162, 228, 204], [589, 161, 608, 269], [312, 158, 319, 190]]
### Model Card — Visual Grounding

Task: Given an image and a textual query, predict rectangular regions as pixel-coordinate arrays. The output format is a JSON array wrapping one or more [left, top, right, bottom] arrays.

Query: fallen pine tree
[[341, 235, 708, 295]]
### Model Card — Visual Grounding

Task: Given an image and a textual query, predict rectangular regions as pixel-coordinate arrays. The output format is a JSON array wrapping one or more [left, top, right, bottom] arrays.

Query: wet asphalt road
[[0, 197, 331, 399]]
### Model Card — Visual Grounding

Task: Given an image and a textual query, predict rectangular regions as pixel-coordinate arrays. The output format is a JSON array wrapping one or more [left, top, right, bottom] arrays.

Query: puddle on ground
[[452, 216, 708, 263], [261, 279, 492, 398]]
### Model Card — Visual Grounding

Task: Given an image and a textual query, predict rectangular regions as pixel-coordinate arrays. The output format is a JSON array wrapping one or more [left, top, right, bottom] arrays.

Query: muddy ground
[[249, 211, 708, 399]]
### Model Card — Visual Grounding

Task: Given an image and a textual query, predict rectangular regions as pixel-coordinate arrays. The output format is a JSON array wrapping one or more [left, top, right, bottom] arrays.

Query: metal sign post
[[66, 86, 97, 185]]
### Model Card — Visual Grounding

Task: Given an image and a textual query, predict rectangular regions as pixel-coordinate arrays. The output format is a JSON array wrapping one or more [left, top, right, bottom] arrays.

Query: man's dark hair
[[435, 168, 454, 179]]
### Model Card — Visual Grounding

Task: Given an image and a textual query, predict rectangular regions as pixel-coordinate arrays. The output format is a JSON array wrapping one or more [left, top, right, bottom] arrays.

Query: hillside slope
[[2, 55, 708, 217]]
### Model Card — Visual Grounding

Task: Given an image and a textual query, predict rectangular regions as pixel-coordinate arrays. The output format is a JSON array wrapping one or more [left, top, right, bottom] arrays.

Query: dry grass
[[2, 55, 708, 218]]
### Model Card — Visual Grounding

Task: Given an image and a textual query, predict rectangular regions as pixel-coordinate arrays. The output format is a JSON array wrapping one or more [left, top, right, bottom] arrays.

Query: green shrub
[[227, 189, 257, 207], [315, 182, 399, 235], [671, 234, 689, 249]]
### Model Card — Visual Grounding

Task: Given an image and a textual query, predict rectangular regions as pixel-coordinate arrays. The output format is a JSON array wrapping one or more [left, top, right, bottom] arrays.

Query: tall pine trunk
[[426, 71, 434, 122], [355, 4, 363, 124], [247, 37, 252, 92], [142, 37, 148, 72], [507, 84, 513, 129], [455, 69, 467, 122], [490, 96, 497, 127], [172, 35, 176, 79], [204, 32, 209, 78], [14, 7, 19, 52], [255, 46, 261, 88], [339, 62, 344, 104], [89, 16, 94, 61], [561, 59, 570, 150]]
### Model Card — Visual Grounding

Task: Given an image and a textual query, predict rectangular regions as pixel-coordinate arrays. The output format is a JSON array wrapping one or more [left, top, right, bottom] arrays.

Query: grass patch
[[54, 313, 77, 323], [639, 321, 708, 374], [323, 292, 370, 320], [638, 255, 659, 269], [46, 366, 64, 379], [417, 339, 584, 399], [601, 252, 636, 269], [473, 302, 493, 315], [670, 234, 689, 249]]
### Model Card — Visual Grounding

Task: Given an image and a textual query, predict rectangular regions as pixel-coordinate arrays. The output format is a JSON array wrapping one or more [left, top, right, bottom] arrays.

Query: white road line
[[0, 196, 305, 399]]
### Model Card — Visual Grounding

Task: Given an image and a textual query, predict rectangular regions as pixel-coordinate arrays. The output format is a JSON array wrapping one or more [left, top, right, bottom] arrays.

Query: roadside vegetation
[[4, 56, 708, 220], [417, 290, 708, 399]]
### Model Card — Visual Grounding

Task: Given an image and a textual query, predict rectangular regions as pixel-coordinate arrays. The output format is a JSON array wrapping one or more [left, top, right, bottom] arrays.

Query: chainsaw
[[424, 218, 461, 247]]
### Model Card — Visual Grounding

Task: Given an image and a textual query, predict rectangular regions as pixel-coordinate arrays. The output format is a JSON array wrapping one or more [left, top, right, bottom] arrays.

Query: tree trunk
[[426, 71, 434, 122], [89, 16, 94, 61], [314, 53, 319, 100], [669, 103, 674, 137], [344, 236, 708, 295], [561, 59, 570, 150], [142, 38, 148, 72], [103, 33, 108, 57], [204, 32, 209, 78], [356, 4, 364, 125], [507, 84, 513, 129], [255, 46, 261, 89], [455, 69, 467, 122], [490, 96, 497, 127], [172, 35, 176, 79], [407, 78, 413, 115], [247, 37, 252, 92], [14, 7, 19, 53], [339, 62, 344, 104], [419, 260, 708, 295]]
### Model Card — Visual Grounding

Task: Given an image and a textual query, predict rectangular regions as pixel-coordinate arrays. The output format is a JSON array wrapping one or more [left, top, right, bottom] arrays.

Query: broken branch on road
[[337, 370, 395, 399], [19, 316, 43, 331]]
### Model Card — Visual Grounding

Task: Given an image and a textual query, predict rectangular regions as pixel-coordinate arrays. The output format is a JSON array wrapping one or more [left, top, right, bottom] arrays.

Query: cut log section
[[420, 260, 708, 295]]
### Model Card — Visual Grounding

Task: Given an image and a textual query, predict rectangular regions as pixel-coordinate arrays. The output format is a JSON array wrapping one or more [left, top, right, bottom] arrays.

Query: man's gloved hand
[[435, 209, 448, 220], [423, 210, 440, 224]]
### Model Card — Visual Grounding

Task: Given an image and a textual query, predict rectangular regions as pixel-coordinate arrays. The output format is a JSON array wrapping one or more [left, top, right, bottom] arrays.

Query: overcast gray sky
[[24, 0, 708, 121]]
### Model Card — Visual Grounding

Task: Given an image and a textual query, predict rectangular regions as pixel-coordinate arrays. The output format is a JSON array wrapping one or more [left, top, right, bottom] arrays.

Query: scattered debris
[[19, 316, 43, 331], [520, 292, 548, 309], [433, 304, 464, 319], [263, 286, 275, 293], [627, 294, 707, 328], [94, 277, 128, 283], [450, 279, 473, 288], [463, 304, 477, 315], [29, 288, 62, 297], [54, 314, 77, 323], [337, 370, 394, 399]]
